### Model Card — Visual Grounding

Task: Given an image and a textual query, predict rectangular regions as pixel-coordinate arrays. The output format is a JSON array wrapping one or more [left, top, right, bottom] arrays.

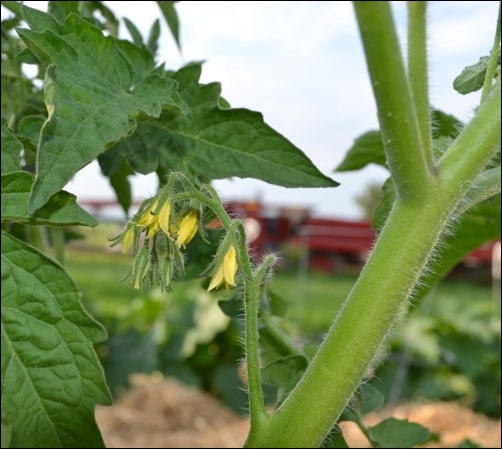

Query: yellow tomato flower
[[145, 219, 160, 239], [207, 245, 238, 291], [121, 226, 135, 254], [158, 200, 172, 236], [136, 200, 159, 228], [176, 210, 198, 248], [135, 199, 174, 240]]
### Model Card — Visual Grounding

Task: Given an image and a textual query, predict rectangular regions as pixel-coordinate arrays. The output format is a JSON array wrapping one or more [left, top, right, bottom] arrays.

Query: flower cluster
[[110, 178, 239, 293]]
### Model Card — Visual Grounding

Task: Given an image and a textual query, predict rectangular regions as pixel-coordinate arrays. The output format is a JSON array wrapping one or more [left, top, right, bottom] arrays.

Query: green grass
[[66, 246, 493, 336], [66, 249, 134, 318]]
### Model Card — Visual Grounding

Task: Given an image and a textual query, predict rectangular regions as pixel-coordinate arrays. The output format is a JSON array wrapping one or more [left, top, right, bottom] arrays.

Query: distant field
[[66, 242, 493, 336]]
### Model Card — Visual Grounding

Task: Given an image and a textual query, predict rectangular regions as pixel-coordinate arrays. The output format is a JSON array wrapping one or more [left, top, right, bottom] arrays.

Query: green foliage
[[1, 231, 110, 448], [320, 426, 348, 448], [453, 56, 493, 95], [17, 5, 188, 212], [2, 2, 337, 444], [366, 418, 429, 448], [335, 130, 386, 171], [1, 119, 22, 173], [332, 384, 430, 448], [372, 279, 501, 418], [1, 172, 97, 226], [261, 355, 307, 393], [1, 1, 500, 447], [359, 383, 385, 415], [1, 410, 12, 449], [103, 63, 336, 213], [156, 1, 181, 50], [335, 109, 464, 173], [457, 438, 481, 448]]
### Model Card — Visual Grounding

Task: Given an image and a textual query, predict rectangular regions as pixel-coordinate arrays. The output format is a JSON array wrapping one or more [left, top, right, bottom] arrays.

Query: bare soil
[[96, 375, 501, 448]]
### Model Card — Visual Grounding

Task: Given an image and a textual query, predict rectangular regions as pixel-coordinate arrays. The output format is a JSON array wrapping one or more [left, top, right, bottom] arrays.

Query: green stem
[[481, 3, 501, 104], [235, 225, 268, 439], [245, 89, 501, 447], [51, 227, 65, 266], [175, 186, 268, 432], [26, 225, 45, 252], [244, 3, 500, 447], [456, 168, 501, 216], [253, 254, 277, 285], [175, 190, 231, 227], [439, 81, 501, 190], [246, 194, 451, 448], [354, 2, 433, 199], [407, 1, 433, 170]]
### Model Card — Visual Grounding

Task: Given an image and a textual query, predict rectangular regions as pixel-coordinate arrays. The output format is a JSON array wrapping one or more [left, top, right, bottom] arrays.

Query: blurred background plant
[[67, 222, 500, 418]]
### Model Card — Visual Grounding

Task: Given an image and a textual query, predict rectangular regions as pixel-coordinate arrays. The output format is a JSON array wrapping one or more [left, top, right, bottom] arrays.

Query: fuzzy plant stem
[[235, 223, 269, 434], [244, 3, 501, 447], [481, 3, 501, 104], [175, 188, 269, 433]]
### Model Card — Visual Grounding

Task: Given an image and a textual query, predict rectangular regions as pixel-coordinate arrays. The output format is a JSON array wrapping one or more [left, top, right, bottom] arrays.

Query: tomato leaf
[[1, 119, 22, 174], [156, 1, 181, 50], [110, 64, 338, 188], [1, 231, 111, 447], [1, 172, 97, 226], [453, 56, 490, 95], [367, 418, 429, 448], [16, 6, 187, 213]]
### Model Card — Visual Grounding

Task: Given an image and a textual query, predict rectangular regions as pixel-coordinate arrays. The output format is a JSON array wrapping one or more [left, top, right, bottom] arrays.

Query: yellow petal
[[158, 201, 172, 235], [121, 227, 135, 254], [176, 210, 198, 248], [136, 200, 158, 228], [223, 246, 238, 287], [145, 220, 160, 239], [207, 263, 225, 291]]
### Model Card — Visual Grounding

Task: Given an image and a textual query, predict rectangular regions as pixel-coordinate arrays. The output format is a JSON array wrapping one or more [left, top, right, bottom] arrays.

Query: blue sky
[[22, 1, 501, 218]]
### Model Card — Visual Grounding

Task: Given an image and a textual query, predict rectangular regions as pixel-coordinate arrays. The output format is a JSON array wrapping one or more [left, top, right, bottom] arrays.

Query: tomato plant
[[1, 1, 500, 448]]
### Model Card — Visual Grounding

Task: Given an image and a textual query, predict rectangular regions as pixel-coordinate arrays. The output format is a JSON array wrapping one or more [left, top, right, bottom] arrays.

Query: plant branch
[[407, 1, 434, 169], [354, 1, 433, 200], [235, 223, 268, 437], [455, 167, 501, 216], [246, 197, 452, 447], [439, 80, 501, 191], [175, 185, 268, 432], [481, 3, 501, 104]]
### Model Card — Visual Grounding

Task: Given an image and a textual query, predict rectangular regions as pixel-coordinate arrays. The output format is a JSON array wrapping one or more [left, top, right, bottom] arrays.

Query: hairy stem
[[235, 225, 268, 438], [245, 196, 451, 447], [455, 168, 501, 216], [245, 86, 501, 446], [481, 3, 501, 104], [245, 4, 500, 446], [407, 1, 433, 170], [439, 81, 501, 190], [354, 2, 433, 199], [175, 187, 268, 431]]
